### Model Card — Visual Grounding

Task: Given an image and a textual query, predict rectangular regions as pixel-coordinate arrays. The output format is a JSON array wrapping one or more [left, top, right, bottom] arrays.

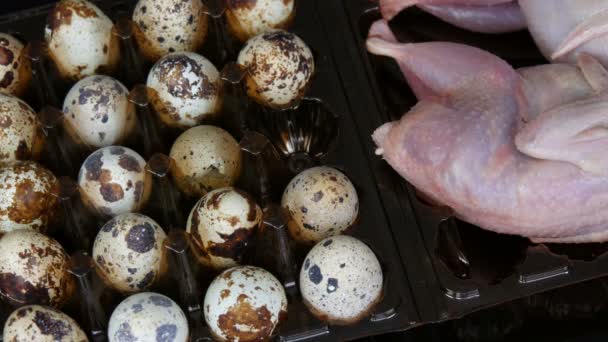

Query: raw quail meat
[[367, 20, 608, 243]]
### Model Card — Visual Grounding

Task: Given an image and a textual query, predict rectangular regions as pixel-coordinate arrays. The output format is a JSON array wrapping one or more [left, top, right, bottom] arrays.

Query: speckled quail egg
[[170, 126, 241, 197], [45, 0, 119, 80], [187, 187, 262, 270], [238, 30, 314, 110], [63, 75, 136, 149], [0, 230, 74, 307], [0, 93, 43, 165], [133, 0, 208, 62], [0, 161, 59, 235], [300, 235, 383, 325], [3, 305, 88, 342], [226, 0, 295, 42], [108, 292, 188, 342], [282, 166, 358, 244], [0, 33, 31, 97], [147, 52, 221, 128], [204, 266, 287, 342], [93, 213, 167, 293], [78, 146, 151, 217]]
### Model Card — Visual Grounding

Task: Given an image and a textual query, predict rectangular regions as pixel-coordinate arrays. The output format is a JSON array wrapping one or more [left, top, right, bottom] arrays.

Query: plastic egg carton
[[0, 0, 421, 340]]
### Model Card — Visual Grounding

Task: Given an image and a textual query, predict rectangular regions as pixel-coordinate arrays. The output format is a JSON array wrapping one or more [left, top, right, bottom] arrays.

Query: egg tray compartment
[[328, 0, 608, 326], [0, 0, 420, 341]]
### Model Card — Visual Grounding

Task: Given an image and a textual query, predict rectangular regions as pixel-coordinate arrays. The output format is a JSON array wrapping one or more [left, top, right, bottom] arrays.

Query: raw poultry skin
[[367, 20, 608, 243]]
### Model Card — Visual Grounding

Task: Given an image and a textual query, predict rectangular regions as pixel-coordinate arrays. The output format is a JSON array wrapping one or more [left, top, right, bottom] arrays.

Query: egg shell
[[0, 33, 31, 97], [133, 0, 208, 62], [0, 230, 74, 307], [282, 166, 358, 244], [45, 0, 119, 80], [299, 235, 383, 325], [0, 93, 43, 166], [204, 266, 287, 341], [3, 305, 88, 342], [0, 162, 59, 235], [170, 126, 241, 197], [108, 292, 188, 342], [93, 213, 167, 293], [63, 75, 136, 148], [187, 187, 262, 270], [147, 52, 221, 128], [237, 30, 314, 109], [226, 0, 295, 42], [78, 146, 151, 217]]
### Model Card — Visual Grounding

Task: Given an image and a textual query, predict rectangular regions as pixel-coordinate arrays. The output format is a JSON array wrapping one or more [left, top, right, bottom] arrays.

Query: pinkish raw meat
[[367, 20, 608, 243]]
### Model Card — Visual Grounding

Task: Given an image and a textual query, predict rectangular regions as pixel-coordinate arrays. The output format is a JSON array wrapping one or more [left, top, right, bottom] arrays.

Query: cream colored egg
[[45, 0, 119, 80], [0, 93, 43, 165], [3, 305, 88, 342], [187, 187, 262, 270], [63, 75, 136, 148], [226, 0, 295, 42], [204, 266, 287, 342], [133, 0, 208, 62], [0, 161, 59, 235], [238, 30, 314, 109], [147, 52, 221, 128], [0, 230, 74, 307], [282, 166, 358, 244], [93, 213, 167, 293], [299, 235, 383, 325], [170, 126, 241, 197], [0, 33, 31, 97], [78, 146, 151, 217]]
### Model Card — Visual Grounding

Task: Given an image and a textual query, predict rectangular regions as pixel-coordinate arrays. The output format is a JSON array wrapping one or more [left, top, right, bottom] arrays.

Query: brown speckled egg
[[0, 93, 43, 166], [3, 305, 88, 342], [44, 0, 119, 80], [133, 0, 208, 62], [0, 230, 74, 307], [170, 126, 241, 197], [78, 146, 151, 217], [187, 187, 262, 270], [204, 266, 287, 342], [226, 0, 295, 42], [0, 33, 31, 97], [0, 162, 59, 235], [300, 235, 383, 325], [282, 166, 358, 244], [63, 75, 136, 148], [147, 52, 221, 128], [238, 30, 314, 109], [93, 213, 167, 293]]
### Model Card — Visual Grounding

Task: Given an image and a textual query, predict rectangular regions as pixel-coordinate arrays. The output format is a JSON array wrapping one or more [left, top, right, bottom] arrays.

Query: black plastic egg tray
[[0, 0, 420, 341]]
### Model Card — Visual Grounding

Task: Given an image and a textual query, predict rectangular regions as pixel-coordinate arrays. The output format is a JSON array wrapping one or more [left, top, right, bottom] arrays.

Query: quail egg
[[63, 75, 136, 149], [0, 161, 59, 235], [133, 0, 208, 62], [0, 230, 74, 307], [0, 93, 43, 165], [93, 213, 167, 293], [187, 187, 262, 270], [170, 126, 241, 197], [300, 235, 383, 325], [282, 166, 358, 244], [147, 52, 221, 128], [45, 0, 119, 80], [108, 292, 188, 342], [204, 266, 287, 342], [78, 146, 151, 217], [237, 30, 314, 109], [3, 305, 88, 342], [0, 33, 31, 97], [226, 0, 295, 42]]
